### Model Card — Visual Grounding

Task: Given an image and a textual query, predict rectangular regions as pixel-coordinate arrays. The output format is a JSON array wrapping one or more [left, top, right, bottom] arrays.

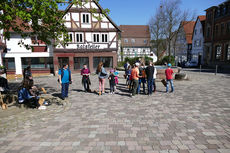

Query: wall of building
[[192, 19, 205, 64]]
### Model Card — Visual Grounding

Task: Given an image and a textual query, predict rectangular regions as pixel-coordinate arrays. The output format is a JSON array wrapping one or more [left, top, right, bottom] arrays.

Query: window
[[221, 23, 225, 35], [3, 58, 15, 70], [131, 39, 135, 43], [144, 40, 147, 44], [21, 57, 53, 69], [143, 49, 146, 53], [93, 57, 113, 68], [226, 45, 230, 61], [76, 33, 83, 43], [124, 39, 128, 43], [68, 33, 73, 43], [227, 22, 230, 34], [30, 57, 46, 69], [101, 34, 108, 43], [215, 25, 219, 36], [82, 14, 89, 23], [207, 27, 210, 38], [215, 45, 222, 60], [93, 34, 100, 43], [74, 57, 89, 70]]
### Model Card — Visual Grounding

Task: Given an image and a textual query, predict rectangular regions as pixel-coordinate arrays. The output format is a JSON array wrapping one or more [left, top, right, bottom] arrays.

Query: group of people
[[58, 61, 174, 99], [124, 61, 174, 97]]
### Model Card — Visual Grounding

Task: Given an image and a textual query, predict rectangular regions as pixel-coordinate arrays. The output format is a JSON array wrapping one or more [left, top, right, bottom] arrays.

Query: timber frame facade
[[53, 0, 120, 73]]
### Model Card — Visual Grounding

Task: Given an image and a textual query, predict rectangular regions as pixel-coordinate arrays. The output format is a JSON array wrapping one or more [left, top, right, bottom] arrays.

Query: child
[[108, 69, 115, 94], [114, 67, 119, 93], [165, 63, 174, 93]]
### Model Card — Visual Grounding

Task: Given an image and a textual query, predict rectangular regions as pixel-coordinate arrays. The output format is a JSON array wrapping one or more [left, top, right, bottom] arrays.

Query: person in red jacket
[[165, 63, 174, 93]]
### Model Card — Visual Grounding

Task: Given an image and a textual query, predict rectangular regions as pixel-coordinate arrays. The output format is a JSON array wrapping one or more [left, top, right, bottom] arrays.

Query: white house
[[119, 25, 151, 61], [175, 21, 195, 63], [191, 16, 206, 65], [3, 18, 54, 76], [53, 0, 120, 72]]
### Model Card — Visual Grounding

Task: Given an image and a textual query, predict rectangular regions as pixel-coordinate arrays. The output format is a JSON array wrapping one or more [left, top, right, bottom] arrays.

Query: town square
[[0, 0, 230, 153]]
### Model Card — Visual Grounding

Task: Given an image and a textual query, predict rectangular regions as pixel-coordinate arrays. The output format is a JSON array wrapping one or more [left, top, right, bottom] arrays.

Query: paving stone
[[0, 71, 230, 153]]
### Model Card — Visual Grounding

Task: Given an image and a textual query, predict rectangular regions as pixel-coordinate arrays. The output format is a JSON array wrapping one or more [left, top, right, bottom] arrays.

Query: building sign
[[77, 43, 100, 49]]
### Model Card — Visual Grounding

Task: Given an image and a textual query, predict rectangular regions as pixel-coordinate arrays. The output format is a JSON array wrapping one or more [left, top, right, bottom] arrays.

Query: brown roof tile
[[181, 21, 196, 44], [119, 25, 150, 38]]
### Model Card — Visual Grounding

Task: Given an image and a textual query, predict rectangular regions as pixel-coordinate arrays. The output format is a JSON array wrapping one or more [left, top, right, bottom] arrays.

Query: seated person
[[18, 80, 40, 108]]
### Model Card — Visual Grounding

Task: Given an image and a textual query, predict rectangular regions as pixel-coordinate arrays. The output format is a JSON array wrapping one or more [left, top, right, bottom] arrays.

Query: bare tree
[[149, 7, 164, 59], [159, 0, 196, 57]]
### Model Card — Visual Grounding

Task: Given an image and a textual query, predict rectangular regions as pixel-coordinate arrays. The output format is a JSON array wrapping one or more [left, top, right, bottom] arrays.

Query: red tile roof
[[119, 25, 150, 38], [8, 18, 33, 32], [181, 21, 196, 44]]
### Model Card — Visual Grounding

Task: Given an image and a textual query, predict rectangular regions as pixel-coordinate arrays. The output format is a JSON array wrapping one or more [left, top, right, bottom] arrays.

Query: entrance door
[[58, 57, 69, 68], [198, 54, 202, 66]]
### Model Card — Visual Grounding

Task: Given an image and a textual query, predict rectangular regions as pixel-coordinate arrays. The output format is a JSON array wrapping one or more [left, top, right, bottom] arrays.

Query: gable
[[63, 0, 120, 31]]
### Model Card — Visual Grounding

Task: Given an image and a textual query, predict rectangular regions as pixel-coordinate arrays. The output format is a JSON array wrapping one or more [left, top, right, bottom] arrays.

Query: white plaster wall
[[109, 23, 115, 29], [101, 23, 108, 28], [72, 13, 79, 21], [192, 19, 204, 63], [64, 22, 71, 28]]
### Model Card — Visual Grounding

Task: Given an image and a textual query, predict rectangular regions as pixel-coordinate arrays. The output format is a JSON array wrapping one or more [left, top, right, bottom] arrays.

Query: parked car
[[185, 61, 198, 67]]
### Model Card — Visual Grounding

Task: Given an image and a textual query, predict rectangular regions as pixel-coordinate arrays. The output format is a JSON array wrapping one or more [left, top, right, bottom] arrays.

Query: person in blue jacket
[[18, 79, 40, 108], [58, 64, 72, 100]]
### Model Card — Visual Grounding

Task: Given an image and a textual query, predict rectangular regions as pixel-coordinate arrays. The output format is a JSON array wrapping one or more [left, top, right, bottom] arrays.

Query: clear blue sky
[[99, 0, 226, 25]]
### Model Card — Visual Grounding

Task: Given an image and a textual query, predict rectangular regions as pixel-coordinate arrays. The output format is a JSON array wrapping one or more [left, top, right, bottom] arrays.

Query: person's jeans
[[132, 79, 139, 96], [153, 79, 156, 92], [110, 82, 115, 93], [147, 79, 153, 95], [166, 79, 174, 92], [83, 78, 90, 92], [62, 83, 69, 98], [99, 78, 105, 92], [137, 78, 146, 94]]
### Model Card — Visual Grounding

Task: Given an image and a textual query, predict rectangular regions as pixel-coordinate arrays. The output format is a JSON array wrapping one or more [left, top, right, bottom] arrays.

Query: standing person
[[108, 69, 115, 94], [23, 66, 33, 86], [58, 64, 72, 100], [130, 63, 140, 97], [165, 63, 174, 93], [126, 65, 132, 88], [137, 63, 146, 94], [114, 67, 119, 93], [145, 61, 154, 95], [153, 63, 157, 92], [124, 61, 130, 79], [96, 62, 107, 95], [81, 64, 91, 92]]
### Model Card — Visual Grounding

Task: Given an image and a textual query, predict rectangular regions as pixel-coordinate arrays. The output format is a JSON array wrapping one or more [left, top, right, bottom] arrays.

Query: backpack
[[58, 68, 72, 83]]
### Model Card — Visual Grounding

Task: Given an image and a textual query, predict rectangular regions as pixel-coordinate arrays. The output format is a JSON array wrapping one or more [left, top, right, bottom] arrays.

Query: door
[[198, 54, 202, 66], [58, 57, 69, 69]]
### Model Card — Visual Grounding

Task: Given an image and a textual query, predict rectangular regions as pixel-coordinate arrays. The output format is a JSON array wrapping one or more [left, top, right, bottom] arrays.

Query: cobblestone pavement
[[0, 70, 230, 153]]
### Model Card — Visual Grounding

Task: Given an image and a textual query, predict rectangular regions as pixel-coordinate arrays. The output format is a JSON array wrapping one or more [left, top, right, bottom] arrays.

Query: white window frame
[[68, 32, 74, 43], [81, 13, 90, 24], [76, 33, 84, 43], [124, 38, 128, 43], [93, 33, 100, 43], [101, 33, 108, 43]]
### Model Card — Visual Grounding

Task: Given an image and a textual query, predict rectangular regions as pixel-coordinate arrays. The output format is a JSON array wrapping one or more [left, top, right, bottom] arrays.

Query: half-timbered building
[[54, 0, 120, 73]]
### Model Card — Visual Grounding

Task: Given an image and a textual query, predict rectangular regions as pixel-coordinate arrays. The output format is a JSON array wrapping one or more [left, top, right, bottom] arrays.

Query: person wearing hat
[[108, 69, 115, 94], [165, 63, 174, 93], [130, 62, 140, 97]]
